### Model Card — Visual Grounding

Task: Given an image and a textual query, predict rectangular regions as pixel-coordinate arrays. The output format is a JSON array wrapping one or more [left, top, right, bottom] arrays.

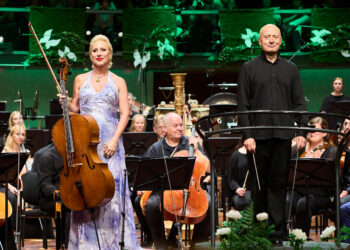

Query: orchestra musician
[[237, 24, 307, 244], [286, 117, 336, 237], [128, 114, 146, 132], [142, 112, 211, 249], [58, 34, 141, 249], [227, 141, 251, 211], [153, 114, 165, 140]]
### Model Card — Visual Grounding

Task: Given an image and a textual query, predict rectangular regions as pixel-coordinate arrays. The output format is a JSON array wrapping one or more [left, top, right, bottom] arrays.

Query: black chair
[[20, 171, 50, 249]]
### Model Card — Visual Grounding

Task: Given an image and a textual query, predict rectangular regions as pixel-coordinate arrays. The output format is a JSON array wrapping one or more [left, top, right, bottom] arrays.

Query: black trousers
[[132, 193, 153, 242], [247, 138, 291, 241], [39, 198, 71, 247], [144, 190, 211, 249]]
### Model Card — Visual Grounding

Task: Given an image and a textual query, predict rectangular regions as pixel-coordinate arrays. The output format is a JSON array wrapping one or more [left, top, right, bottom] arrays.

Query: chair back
[[22, 171, 39, 206]]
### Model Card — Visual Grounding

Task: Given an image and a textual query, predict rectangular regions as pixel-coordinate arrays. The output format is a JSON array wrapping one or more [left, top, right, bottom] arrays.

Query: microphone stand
[[119, 169, 127, 250], [13, 99, 22, 249]]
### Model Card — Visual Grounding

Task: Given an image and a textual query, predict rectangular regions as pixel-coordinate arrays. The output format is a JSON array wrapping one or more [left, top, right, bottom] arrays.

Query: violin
[[140, 126, 209, 224], [341, 151, 346, 175], [52, 58, 115, 211], [299, 143, 328, 158], [0, 192, 12, 227]]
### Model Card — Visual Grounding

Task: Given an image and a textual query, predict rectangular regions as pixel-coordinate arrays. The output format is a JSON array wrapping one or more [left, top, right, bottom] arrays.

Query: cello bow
[[28, 22, 62, 94]]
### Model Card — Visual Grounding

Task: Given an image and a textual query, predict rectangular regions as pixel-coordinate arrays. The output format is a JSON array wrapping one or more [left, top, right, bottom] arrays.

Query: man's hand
[[295, 136, 306, 151], [340, 190, 349, 199], [236, 187, 246, 197], [244, 138, 256, 153]]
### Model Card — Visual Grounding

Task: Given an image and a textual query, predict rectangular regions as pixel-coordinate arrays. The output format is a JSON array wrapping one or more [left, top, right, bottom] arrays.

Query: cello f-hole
[[82, 154, 95, 170]]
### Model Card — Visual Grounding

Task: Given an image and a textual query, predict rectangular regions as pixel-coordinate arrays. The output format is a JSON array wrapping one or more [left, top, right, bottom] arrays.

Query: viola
[[140, 127, 209, 224], [51, 58, 115, 211], [0, 192, 12, 227]]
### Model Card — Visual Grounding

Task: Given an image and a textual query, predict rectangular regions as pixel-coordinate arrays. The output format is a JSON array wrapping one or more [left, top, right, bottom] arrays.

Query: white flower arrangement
[[216, 227, 231, 236], [256, 212, 268, 221], [226, 210, 242, 220], [290, 229, 307, 241], [320, 225, 336, 239]]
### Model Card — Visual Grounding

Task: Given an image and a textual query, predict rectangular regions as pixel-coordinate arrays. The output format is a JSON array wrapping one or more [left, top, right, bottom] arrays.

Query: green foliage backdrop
[[121, 8, 177, 61], [218, 9, 275, 62], [219, 9, 275, 48], [311, 8, 350, 63], [29, 7, 86, 65]]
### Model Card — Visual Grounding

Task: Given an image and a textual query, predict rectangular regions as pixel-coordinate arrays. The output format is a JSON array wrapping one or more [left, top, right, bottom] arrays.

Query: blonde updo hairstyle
[[89, 34, 113, 69]]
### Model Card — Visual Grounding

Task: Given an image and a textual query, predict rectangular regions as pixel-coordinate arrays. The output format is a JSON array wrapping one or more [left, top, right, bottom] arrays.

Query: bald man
[[237, 24, 307, 244]]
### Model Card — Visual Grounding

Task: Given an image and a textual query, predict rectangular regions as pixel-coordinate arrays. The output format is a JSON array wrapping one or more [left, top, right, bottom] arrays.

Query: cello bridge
[[69, 163, 83, 168]]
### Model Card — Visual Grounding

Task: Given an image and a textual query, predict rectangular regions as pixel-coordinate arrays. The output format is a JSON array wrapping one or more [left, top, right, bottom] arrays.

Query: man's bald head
[[259, 24, 282, 55]]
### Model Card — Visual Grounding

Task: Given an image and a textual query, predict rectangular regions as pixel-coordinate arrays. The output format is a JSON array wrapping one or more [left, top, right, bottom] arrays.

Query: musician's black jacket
[[32, 143, 63, 215], [237, 53, 307, 140], [144, 135, 206, 157]]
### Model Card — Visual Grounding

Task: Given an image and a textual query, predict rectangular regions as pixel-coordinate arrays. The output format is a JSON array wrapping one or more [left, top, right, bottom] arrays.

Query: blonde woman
[[58, 34, 140, 249], [8, 111, 24, 129], [2, 124, 32, 194], [129, 114, 146, 132]]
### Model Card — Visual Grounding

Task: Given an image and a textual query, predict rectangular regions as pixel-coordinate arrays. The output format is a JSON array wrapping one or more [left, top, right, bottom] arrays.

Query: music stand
[[203, 137, 241, 221], [0, 153, 28, 250], [125, 156, 195, 247], [288, 158, 335, 233], [0, 111, 11, 142], [123, 132, 157, 156], [0, 101, 6, 111], [50, 98, 63, 115], [25, 129, 51, 155], [45, 115, 63, 131], [126, 156, 195, 211], [328, 101, 350, 130]]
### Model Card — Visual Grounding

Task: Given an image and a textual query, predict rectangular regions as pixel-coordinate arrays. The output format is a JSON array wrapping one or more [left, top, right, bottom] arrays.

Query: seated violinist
[[285, 116, 336, 237], [139, 112, 211, 249]]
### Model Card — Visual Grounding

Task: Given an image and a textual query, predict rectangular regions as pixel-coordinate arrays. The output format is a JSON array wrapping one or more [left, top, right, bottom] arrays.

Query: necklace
[[93, 72, 108, 83]]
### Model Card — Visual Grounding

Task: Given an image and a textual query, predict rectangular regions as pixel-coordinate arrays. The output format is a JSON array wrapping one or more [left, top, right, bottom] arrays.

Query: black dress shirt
[[237, 53, 307, 140]]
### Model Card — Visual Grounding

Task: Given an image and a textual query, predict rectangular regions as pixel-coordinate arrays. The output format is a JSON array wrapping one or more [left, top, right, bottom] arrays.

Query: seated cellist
[[139, 112, 211, 249]]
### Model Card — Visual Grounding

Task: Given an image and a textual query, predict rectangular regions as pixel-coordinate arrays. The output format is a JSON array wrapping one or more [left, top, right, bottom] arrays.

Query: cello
[[51, 58, 115, 211], [140, 126, 209, 225]]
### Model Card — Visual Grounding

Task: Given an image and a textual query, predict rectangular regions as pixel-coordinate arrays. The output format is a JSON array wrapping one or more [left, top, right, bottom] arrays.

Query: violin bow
[[28, 22, 62, 94]]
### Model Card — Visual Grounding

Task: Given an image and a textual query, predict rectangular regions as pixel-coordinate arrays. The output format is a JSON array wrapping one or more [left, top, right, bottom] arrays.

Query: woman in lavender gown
[[60, 34, 140, 250]]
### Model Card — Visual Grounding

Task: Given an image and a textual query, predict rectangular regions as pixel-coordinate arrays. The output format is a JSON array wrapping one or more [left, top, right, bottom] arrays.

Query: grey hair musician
[[237, 24, 307, 245], [140, 112, 211, 249]]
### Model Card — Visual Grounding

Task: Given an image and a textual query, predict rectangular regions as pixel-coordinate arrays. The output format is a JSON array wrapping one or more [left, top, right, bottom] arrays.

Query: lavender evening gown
[[68, 71, 141, 250]]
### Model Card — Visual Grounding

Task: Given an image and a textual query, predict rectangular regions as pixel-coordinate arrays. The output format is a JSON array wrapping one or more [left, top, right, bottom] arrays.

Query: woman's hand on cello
[[57, 90, 71, 106], [103, 140, 118, 158]]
